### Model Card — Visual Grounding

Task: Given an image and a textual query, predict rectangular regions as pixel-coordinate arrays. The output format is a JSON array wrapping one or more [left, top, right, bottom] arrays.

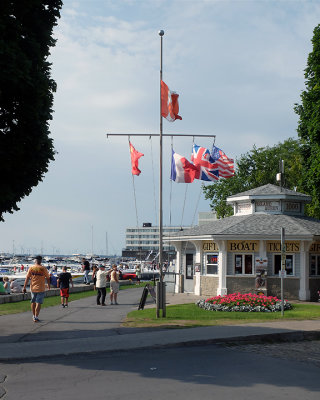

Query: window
[[234, 254, 253, 275], [206, 253, 218, 275], [186, 254, 194, 279], [310, 255, 320, 276], [274, 254, 294, 276]]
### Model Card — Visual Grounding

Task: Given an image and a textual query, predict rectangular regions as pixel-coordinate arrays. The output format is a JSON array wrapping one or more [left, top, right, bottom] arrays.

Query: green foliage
[[294, 24, 320, 218], [0, 0, 62, 220], [203, 138, 303, 218]]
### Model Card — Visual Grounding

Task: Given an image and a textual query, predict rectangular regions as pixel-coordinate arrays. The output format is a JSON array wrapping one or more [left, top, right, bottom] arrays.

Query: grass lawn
[[124, 302, 320, 328], [0, 283, 146, 316]]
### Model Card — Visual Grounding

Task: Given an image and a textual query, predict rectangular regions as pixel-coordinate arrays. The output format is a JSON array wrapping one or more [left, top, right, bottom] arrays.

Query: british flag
[[211, 145, 234, 178], [191, 144, 219, 181]]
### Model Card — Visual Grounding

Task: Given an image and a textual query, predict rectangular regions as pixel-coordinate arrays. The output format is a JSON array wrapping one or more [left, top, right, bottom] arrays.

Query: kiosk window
[[310, 255, 320, 276], [274, 254, 294, 275], [206, 253, 218, 275], [234, 254, 253, 275], [186, 254, 194, 279]]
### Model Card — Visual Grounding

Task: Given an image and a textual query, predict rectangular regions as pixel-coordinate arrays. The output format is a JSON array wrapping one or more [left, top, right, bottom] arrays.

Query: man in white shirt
[[96, 265, 108, 306]]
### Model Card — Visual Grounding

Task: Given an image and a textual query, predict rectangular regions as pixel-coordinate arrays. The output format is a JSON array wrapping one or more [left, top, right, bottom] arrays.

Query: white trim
[[204, 252, 219, 276], [233, 253, 255, 276]]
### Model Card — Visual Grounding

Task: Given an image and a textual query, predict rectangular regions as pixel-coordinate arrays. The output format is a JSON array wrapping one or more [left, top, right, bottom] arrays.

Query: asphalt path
[[0, 287, 156, 343], [1, 344, 320, 400]]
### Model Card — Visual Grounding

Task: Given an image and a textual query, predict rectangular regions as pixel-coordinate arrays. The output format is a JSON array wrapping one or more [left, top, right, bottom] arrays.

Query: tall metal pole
[[280, 227, 285, 316], [157, 29, 165, 318], [91, 225, 94, 259]]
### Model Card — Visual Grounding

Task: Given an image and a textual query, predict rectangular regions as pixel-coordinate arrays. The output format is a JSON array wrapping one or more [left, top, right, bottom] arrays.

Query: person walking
[[57, 266, 73, 308], [82, 258, 91, 285], [96, 265, 108, 306], [109, 264, 119, 305], [22, 256, 51, 322]]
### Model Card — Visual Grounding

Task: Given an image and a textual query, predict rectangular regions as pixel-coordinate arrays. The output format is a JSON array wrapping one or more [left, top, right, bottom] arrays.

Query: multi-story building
[[122, 222, 187, 261]]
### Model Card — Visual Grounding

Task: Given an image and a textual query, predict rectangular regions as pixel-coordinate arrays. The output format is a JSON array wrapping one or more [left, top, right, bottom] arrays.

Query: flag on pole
[[161, 80, 182, 122], [211, 145, 234, 178], [191, 144, 219, 181], [129, 142, 144, 176], [171, 149, 198, 183]]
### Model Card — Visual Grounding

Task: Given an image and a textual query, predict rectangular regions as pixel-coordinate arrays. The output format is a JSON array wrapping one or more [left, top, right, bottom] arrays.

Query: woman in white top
[[10, 278, 23, 293]]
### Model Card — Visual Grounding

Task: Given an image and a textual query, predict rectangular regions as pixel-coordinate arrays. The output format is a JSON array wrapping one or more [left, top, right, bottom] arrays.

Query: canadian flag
[[161, 80, 182, 122]]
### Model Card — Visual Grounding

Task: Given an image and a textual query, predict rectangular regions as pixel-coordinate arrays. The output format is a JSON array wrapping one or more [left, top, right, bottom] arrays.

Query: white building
[[165, 184, 320, 300], [122, 223, 188, 260]]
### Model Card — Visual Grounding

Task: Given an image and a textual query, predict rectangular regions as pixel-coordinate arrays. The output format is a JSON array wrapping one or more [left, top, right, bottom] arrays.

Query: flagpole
[[157, 29, 165, 318]]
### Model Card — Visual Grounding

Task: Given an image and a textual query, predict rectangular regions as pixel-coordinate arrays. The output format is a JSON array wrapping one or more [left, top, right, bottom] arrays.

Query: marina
[[0, 254, 160, 286]]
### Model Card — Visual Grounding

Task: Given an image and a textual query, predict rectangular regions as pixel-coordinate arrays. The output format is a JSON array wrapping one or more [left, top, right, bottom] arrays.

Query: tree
[[294, 24, 320, 218], [0, 0, 62, 221], [203, 138, 303, 218]]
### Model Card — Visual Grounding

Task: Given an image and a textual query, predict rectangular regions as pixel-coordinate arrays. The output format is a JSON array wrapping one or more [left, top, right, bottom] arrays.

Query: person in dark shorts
[[57, 266, 73, 308]]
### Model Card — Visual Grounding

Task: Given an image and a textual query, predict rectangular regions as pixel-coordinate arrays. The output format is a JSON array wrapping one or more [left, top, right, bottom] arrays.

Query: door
[[185, 253, 194, 292]]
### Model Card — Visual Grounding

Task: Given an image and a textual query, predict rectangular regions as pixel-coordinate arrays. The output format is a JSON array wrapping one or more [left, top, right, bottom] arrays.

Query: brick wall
[[267, 278, 299, 299], [309, 278, 320, 301], [226, 277, 255, 294], [200, 276, 219, 297]]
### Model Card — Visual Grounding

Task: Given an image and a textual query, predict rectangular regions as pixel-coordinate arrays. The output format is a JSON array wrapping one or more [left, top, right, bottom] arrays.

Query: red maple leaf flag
[[129, 142, 144, 176], [161, 80, 182, 122]]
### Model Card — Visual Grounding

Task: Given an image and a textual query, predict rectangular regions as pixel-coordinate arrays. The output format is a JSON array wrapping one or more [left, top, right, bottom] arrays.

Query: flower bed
[[196, 292, 292, 312]]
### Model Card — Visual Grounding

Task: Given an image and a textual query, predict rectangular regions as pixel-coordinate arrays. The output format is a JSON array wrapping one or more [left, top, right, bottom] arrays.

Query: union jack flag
[[191, 144, 219, 181], [211, 145, 234, 178]]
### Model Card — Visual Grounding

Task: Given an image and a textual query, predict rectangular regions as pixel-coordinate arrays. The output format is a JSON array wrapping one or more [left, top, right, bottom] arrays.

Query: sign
[[255, 200, 281, 212], [255, 257, 268, 267], [266, 241, 300, 253], [284, 202, 301, 213], [236, 202, 252, 215], [279, 270, 287, 278], [138, 284, 156, 310], [202, 241, 219, 252], [227, 240, 259, 252], [309, 242, 320, 253]]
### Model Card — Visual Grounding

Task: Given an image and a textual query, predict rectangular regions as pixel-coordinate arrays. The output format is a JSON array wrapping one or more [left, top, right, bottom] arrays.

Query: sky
[[1, 0, 320, 256]]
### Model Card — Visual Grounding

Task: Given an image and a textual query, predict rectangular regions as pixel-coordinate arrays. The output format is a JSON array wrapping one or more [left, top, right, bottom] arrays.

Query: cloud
[[2, 0, 320, 254]]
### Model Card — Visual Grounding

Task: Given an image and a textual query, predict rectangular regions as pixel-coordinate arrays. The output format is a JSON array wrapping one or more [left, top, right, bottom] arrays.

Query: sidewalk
[[0, 287, 319, 361]]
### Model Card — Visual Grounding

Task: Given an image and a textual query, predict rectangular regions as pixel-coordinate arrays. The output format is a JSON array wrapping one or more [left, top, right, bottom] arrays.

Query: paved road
[[1, 287, 320, 398], [1, 344, 320, 400], [224, 339, 320, 368]]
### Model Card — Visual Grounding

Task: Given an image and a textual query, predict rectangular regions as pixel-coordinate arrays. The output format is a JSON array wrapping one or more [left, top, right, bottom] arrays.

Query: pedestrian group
[[17, 257, 122, 322]]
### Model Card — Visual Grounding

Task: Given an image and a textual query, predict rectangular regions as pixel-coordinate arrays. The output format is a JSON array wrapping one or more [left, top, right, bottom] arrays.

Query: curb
[[1, 329, 320, 362]]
